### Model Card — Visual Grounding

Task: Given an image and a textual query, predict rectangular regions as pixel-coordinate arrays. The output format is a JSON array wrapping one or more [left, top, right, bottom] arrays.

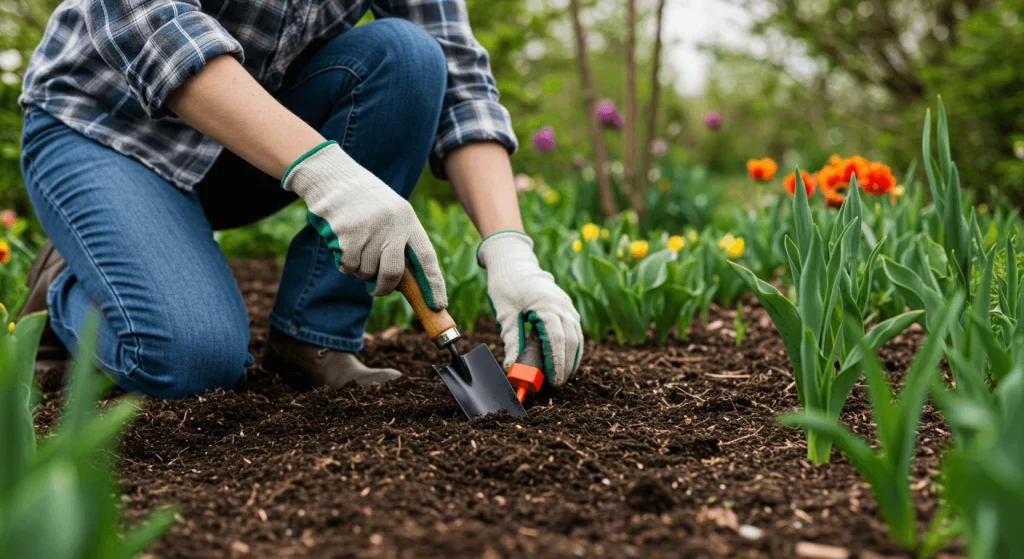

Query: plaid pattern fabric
[[20, 0, 517, 189]]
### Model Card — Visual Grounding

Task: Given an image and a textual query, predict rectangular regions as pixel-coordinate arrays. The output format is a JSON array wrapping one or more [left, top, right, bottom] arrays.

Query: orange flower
[[824, 188, 846, 208], [0, 239, 9, 264], [838, 155, 869, 184], [828, 154, 843, 166], [817, 165, 845, 191], [862, 162, 896, 195], [746, 157, 778, 181], [784, 170, 816, 197]]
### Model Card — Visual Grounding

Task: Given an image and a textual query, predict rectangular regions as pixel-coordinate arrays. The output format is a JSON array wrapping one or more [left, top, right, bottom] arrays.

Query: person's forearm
[[166, 54, 324, 179], [444, 142, 524, 238]]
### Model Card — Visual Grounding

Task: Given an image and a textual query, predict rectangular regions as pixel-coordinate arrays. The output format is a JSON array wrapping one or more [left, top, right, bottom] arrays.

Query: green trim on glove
[[405, 246, 442, 310], [476, 230, 530, 267], [307, 210, 342, 268], [487, 295, 501, 330], [281, 140, 338, 185], [523, 311, 556, 381]]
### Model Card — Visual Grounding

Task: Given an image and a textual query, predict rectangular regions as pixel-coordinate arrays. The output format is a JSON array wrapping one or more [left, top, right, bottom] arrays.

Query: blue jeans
[[19, 19, 447, 398]]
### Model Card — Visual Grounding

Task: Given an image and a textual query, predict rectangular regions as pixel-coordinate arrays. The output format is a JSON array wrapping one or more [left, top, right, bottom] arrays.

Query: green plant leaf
[[831, 310, 925, 417], [637, 249, 675, 292], [799, 229, 825, 341], [729, 262, 804, 399], [922, 109, 945, 216], [792, 167, 813, 257]]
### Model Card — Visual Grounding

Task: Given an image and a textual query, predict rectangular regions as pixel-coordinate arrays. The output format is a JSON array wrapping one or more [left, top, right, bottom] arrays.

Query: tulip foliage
[[731, 170, 922, 463], [0, 308, 176, 557]]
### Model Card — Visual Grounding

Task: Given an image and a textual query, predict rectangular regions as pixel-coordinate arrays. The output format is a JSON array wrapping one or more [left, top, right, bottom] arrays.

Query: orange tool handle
[[507, 335, 544, 403]]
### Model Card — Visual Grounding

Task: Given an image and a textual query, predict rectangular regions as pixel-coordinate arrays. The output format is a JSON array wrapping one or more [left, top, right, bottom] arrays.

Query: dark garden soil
[[33, 259, 959, 559]]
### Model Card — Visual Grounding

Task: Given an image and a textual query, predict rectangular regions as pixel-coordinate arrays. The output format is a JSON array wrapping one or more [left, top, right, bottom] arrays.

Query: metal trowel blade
[[433, 343, 527, 419]]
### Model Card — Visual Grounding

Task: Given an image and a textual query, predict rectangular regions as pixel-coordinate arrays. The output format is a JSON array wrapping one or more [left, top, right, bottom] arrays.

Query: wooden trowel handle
[[398, 265, 459, 347]]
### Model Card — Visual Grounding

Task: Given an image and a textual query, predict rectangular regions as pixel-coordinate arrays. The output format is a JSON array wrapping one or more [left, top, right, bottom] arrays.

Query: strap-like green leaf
[[792, 167, 813, 256]]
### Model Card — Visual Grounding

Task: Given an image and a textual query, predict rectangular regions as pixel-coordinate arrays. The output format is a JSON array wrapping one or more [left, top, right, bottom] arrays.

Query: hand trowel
[[397, 265, 527, 419]]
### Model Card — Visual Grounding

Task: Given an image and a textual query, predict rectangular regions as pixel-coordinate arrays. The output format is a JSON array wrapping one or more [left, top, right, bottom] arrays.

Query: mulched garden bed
[[34, 259, 957, 559]]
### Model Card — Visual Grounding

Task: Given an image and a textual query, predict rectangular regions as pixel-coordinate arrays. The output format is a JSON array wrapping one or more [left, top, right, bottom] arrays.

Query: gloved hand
[[282, 141, 446, 308], [478, 231, 583, 387]]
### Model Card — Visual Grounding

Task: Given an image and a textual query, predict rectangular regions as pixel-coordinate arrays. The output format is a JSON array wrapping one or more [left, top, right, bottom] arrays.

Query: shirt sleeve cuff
[[430, 99, 519, 179], [129, 11, 244, 118]]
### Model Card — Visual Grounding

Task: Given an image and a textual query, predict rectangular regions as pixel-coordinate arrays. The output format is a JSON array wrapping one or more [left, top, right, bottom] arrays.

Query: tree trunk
[[640, 0, 668, 201], [623, 0, 642, 215], [569, 0, 618, 218]]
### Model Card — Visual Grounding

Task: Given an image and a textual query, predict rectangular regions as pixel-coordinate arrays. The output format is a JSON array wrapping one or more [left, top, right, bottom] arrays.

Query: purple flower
[[572, 153, 587, 169], [596, 99, 623, 130], [532, 126, 556, 153], [703, 111, 722, 131]]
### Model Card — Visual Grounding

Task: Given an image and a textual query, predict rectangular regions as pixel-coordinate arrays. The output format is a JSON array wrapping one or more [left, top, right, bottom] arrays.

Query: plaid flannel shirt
[[20, 0, 518, 189]]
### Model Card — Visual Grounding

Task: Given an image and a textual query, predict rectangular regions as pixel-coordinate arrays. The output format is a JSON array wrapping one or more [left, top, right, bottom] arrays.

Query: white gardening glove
[[282, 141, 446, 308], [478, 231, 584, 387]]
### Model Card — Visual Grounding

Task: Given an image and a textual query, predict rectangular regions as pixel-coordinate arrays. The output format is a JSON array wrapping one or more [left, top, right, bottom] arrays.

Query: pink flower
[[0, 210, 15, 229], [649, 138, 668, 158], [532, 126, 556, 153], [703, 111, 722, 131], [596, 99, 623, 130], [514, 173, 535, 193]]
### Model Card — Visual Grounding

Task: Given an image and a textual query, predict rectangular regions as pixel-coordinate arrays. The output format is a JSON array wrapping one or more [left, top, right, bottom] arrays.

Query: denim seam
[[31, 178, 145, 377], [268, 313, 364, 351], [45, 266, 140, 378], [280, 64, 366, 97]]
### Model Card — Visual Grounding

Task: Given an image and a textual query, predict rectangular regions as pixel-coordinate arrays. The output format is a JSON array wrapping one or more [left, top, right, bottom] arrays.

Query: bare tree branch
[[569, 0, 619, 217], [639, 0, 668, 201]]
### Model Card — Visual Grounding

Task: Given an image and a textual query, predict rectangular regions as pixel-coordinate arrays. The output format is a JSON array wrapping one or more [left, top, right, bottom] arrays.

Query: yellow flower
[[0, 302, 6, 316], [572, 239, 582, 253], [687, 230, 698, 243], [892, 184, 905, 198], [581, 223, 600, 242], [630, 240, 649, 259], [658, 178, 671, 193], [7, 322, 13, 334], [718, 234, 735, 250], [541, 189, 560, 205], [978, 203, 989, 215], [667, 235, 685, 252], [725, 236, 745, 259], [600, 228, 610, 240], [0, 239, 9, 264]]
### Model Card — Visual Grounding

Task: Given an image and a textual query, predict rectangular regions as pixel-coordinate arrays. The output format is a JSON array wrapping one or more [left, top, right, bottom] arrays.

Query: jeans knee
[[363, 18, 448, 116], [123, 317, 249, 398]]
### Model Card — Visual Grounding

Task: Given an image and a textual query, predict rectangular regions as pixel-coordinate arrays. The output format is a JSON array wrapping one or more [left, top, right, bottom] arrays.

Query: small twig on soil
[[176, 408, 189, 432], [705, 372, 752, 380], [244, 483, 260, 508], [719, 426, 765, 447]]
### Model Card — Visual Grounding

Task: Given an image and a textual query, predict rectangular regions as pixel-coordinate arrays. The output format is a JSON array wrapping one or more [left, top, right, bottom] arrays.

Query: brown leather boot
[[262, 327, 402, 390], [16, 241, 68, 360]]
